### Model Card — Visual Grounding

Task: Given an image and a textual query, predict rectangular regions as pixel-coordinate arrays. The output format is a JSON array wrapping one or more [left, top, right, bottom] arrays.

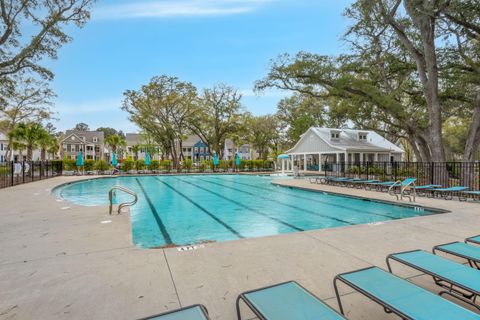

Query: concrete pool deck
[[0, 175, 479, 319]]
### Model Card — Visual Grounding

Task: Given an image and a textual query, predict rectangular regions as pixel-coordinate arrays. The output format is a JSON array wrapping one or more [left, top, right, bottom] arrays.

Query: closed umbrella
[[213, 152, 219, 168], [145, 151, 150, 167], [76, 151, 84, 174], [235, 152, 241, 169], [111, 152, 118, 166]]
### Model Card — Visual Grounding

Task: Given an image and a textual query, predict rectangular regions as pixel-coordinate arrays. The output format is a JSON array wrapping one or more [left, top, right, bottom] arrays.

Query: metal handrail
[[109, 185, 138, 215], [388, 180, 416, 202]]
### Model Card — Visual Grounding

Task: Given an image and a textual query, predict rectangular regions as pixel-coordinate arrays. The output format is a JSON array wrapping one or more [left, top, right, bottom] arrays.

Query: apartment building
[[59, 130, 105, 160]]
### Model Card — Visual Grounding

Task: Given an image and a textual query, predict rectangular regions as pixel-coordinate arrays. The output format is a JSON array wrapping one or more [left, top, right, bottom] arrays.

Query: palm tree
[[131, 144, 141, 160], [105, 134, 126, 159], [47, 137, 60, 160], [9, 123, 49, 161], [11, 141, 26, 161]]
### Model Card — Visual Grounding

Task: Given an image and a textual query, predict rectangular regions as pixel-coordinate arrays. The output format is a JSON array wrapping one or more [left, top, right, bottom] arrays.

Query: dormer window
[[358, 133, 368, 141], [331, 131, 340, 140], [93, 137, 98, 143]]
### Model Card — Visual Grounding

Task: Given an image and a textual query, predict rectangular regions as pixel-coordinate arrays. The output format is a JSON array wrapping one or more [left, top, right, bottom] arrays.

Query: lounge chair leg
[[333, 277, 345, 315], [236, 296, 243, 320]]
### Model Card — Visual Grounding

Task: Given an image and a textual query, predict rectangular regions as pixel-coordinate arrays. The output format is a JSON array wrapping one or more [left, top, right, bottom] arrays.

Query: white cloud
[[94, 0, 276, 20]]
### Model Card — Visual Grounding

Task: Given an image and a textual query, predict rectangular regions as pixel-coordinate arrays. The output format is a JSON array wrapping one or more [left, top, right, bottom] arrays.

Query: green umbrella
[[111, 152, 117, 166], [76, 151, 84, 167]]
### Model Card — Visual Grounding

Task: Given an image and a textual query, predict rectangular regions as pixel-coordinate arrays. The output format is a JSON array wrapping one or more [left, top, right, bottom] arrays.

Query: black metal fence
[[322, 161, 480, 191], [0, 161, 63, 189]]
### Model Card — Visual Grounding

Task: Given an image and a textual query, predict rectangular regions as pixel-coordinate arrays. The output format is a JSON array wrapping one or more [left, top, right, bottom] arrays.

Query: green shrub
[[95, 160, 110, 171], [161, 159, 172, 170], [63, 159, 77, 171], [149, 160, 160, 170], [122, 160, 135, 171], [84, 159, 95, 171], [136, 159, 146, 170], [184, 159, 193, 169], [264, 160, 274, 168]]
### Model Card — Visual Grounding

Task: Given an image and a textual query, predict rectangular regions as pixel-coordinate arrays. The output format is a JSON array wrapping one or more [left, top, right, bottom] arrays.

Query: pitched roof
[[125, 133, 142, 146], [62, 130, 104, 144], [288, 127, 404, 153]]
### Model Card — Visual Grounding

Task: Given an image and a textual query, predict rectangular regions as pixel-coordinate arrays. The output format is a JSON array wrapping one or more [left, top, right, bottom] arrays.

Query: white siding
[[289, 131, 342, 154]]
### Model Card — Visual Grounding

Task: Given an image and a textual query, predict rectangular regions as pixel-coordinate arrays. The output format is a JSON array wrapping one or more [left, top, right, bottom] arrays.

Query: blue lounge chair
[[428, 186, 469, 200], [387, 249, 480, 310], [461, 191, 480, 201], [236, 281, 345, 320], [334, 266, 480, 319], [365, 180, 395, 191], [467, 235, 480, 245], [137, 305, 210, 320], [433, 242, 480, 269], [349, 179, 380, 188]]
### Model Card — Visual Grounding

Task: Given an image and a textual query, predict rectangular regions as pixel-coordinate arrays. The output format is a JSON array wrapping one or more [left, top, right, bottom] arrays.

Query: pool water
[[54, 175, 438, 248]]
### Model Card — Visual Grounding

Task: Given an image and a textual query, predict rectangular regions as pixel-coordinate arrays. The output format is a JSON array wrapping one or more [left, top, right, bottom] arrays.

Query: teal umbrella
[[213, 152, 219, 166], [145, 151, 150, 166], [76, 151, 84, 167], [111, 152, 118, 166], [235, 153, 241, 167]]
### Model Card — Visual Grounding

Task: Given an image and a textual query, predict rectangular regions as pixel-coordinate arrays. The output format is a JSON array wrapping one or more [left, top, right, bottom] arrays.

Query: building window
[[331, 132, 340, 139], [66, 144, 71, 152], [359, 133, 368, 140], [93, 137, 98, 143], [95, 146, 100, 152]]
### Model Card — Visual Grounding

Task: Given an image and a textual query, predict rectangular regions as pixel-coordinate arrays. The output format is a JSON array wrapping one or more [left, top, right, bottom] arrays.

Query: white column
[[344, 152, 348, 164], [303, 154, 307, 172], [281, 159, 285, 175], [374, 153, 379, 162], [318, 153, 322, 172], [360, 152, 364, 164]]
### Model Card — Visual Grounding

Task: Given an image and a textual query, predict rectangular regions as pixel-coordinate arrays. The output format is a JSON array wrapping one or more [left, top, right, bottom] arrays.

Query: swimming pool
[[54, 175, 440, 248]]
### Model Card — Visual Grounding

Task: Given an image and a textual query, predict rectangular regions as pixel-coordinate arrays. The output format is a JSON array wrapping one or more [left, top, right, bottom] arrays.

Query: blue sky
[[48, 0, 353, 133]]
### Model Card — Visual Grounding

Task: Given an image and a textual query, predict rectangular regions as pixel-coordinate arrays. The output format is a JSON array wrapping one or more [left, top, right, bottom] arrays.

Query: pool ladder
[[109, 186, 138, 215]]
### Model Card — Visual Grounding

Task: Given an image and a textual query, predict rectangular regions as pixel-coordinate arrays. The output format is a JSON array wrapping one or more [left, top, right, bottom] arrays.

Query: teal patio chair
[[137, 305, 210, 320], [387, 249, 480, 310], [236, 281, 345, 320], [433, 242, 480, 269], [428, 186, 469, 200], [467, 235, 480, 245], [334, 266, 480, 319]]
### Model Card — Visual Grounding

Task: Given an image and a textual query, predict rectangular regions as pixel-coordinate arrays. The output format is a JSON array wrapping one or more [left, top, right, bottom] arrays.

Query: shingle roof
[[63, 130, 104, 144]]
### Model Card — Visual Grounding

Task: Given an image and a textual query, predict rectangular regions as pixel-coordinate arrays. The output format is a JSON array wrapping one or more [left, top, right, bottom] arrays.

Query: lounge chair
[[461, 191, 480, 201], [349, 179, 380, 189], [467, 235, 480, 245], [334, 266, 480, 319], [236, 281, 345, 320], [137, 304, 210, 320], [428, 186, 469, 200], [386, 249, 480, 310], [433, 241, 480, 269], [388, 177, 417, 202], [364, 180, 395, 191], [413, 184, 442, 196]]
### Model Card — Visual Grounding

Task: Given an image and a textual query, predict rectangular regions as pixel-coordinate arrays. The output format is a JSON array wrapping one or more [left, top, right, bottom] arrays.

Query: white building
[[286, 127, 404, 171], [0, 133, 42, 162]]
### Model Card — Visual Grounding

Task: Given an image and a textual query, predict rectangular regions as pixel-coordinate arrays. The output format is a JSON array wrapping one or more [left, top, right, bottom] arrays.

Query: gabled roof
[[62, 130, 104, 144], [287, 127, 404, 154]]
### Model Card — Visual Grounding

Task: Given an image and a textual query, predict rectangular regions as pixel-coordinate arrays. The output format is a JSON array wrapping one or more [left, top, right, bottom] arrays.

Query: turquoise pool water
[[54, 175, 438, 248]]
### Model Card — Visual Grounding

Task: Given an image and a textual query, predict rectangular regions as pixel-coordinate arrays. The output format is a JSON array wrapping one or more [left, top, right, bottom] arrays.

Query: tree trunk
[[27, 145, 33, 161], [41, 148, 46, 161], [463, 92, 480, 162]]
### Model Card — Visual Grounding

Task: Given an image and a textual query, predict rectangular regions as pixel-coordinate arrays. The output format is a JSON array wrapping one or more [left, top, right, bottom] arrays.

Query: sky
[[47, 0, 354, 133]]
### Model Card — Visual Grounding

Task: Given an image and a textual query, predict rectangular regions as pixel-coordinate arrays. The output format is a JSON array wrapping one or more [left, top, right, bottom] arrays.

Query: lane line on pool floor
[[196, 177, 355, 226], [154, 177, 245, 239], [174, 177, 305, 232], [135, 178, 173, 245], [209, 176, 400, 220]]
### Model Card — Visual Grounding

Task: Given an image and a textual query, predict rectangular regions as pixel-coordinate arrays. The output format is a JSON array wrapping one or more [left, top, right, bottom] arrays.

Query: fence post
[[366, 162, 369, 180], [10, 161, 14, 186], [430, 162, 434, 185]]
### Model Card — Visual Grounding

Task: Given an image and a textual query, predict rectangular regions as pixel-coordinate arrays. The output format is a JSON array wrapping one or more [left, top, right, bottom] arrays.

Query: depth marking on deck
[[175, 177, 304, 232], [135, 178, 173, 245], [198, 177, 355, 225], [155, 177, 244, 239], [209, 176, 399, 220], [177, 244, 205, 252]]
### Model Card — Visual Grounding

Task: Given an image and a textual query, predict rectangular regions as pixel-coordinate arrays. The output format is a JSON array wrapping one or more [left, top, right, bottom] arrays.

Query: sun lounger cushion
[[467, 236, 480, 245], [414, 184, 441, 190], [338, 267, 480, 320], [241, 281, 345, 320], [433, 186, 468, 192]]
